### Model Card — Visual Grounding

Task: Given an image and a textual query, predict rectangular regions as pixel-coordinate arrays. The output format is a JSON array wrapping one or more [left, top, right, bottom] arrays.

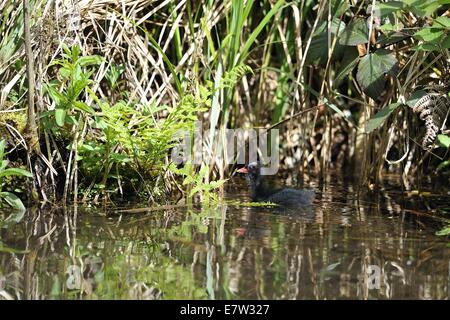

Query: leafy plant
[[0, 139, 32, 212], [436, 225, 450, 236], [43, 44, 101, 129], [168, 163, 226, 204]]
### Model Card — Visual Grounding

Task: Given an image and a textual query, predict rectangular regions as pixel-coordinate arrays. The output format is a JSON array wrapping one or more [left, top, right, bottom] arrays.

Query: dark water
[[0, 176, 449, 300]]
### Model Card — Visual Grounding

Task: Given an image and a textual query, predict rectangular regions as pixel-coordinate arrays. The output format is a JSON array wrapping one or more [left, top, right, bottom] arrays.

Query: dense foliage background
[[0, 0, 449, 207]]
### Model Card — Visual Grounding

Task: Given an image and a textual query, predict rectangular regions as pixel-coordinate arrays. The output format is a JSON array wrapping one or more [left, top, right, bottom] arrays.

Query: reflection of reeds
[[1, 181, 449, 299]]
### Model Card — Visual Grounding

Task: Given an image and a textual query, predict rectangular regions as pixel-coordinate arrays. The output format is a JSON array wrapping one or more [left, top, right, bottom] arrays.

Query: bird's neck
[[249, 175, 271, 200]]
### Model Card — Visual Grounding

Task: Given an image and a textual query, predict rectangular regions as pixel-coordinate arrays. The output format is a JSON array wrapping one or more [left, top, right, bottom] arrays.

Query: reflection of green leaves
[[226, 199, 277, 207], [436, 225, 450, 236], [365, 103, 401, 133], [0, 139, 31, 212], [0, 191, 25, 212], [0, 241, 29, 254], [356, 49, 398, 99]]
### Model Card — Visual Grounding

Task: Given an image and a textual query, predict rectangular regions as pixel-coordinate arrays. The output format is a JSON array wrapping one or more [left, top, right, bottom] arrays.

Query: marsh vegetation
[[0, 0, 450, 300]]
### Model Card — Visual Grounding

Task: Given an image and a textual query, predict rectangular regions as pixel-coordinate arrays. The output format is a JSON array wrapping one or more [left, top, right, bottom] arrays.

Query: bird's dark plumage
[[237, 162, 315, 206]]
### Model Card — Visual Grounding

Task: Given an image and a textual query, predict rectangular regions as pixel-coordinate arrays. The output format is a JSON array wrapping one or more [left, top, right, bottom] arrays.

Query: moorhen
[[237, 162, 315, 206]]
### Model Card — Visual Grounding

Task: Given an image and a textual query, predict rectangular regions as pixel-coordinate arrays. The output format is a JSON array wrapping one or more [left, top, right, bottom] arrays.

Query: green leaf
[[433, 16, 450, 28], [77, 55, 103, 67], [0, 160, 8, 172], [0, 139, 5, 161], [189, 185, 203, 197], [441, 34, 450, 48], [306, 18, 346, 64], [0, 242, 29, 254], [0, 205, 26, 225], [378, 30, 412, 46], [58, 66, 71, 79], [55, 108, 67, 126], [436, 160, 450, 172], [414, 27, 445, 43], [403, 0, 442, 17], [110, 153, 131, 163], [0, 167, 33, 178], [406, 90, 427, 108], [365, 103, 401, 133], [356, 49, 398, 99], [306, 18, 345, 64], [339, 18, 368, 46], [45, 84, 67, 106], [71, 45, 81, 62], [0, 191, 26, 212], [415, 43, 440, 51], [380, 23, 399, 33], [326, 262, 341, 272], [73, 101, 95, 114], [437, 134, 450, 148], [436, 225, 450, 236], [322, 97, 351, 122], [376, 1, 404, 17], [334, 48, 359, 86]]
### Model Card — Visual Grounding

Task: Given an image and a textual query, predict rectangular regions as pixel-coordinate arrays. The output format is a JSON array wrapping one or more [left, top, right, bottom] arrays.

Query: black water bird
[[237, 162, 315, 206]]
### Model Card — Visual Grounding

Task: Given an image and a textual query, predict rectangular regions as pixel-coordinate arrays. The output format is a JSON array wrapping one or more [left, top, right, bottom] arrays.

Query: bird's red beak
[[237, 167, 248, 174]]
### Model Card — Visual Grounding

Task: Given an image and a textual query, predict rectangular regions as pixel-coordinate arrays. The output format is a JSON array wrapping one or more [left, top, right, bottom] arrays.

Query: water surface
[[0, 176, 449, 299]]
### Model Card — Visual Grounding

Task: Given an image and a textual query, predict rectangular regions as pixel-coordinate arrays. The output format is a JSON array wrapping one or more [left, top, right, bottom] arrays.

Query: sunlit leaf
[[55, 108, 66, 127], [436, 225, 450, 236], [326, 262, 341, 271], [45, 84, 67, 106], [433, 16, 450, 28], [77, 55, 103, 67], [403, 0, 442, 17], [73, 101, 95, 114], [437, 134, 450, 148], [0, 167, 32, 178], [414, 27, 445, 43], [0, 139, 5, 161], [356, 49, 398, 99]]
